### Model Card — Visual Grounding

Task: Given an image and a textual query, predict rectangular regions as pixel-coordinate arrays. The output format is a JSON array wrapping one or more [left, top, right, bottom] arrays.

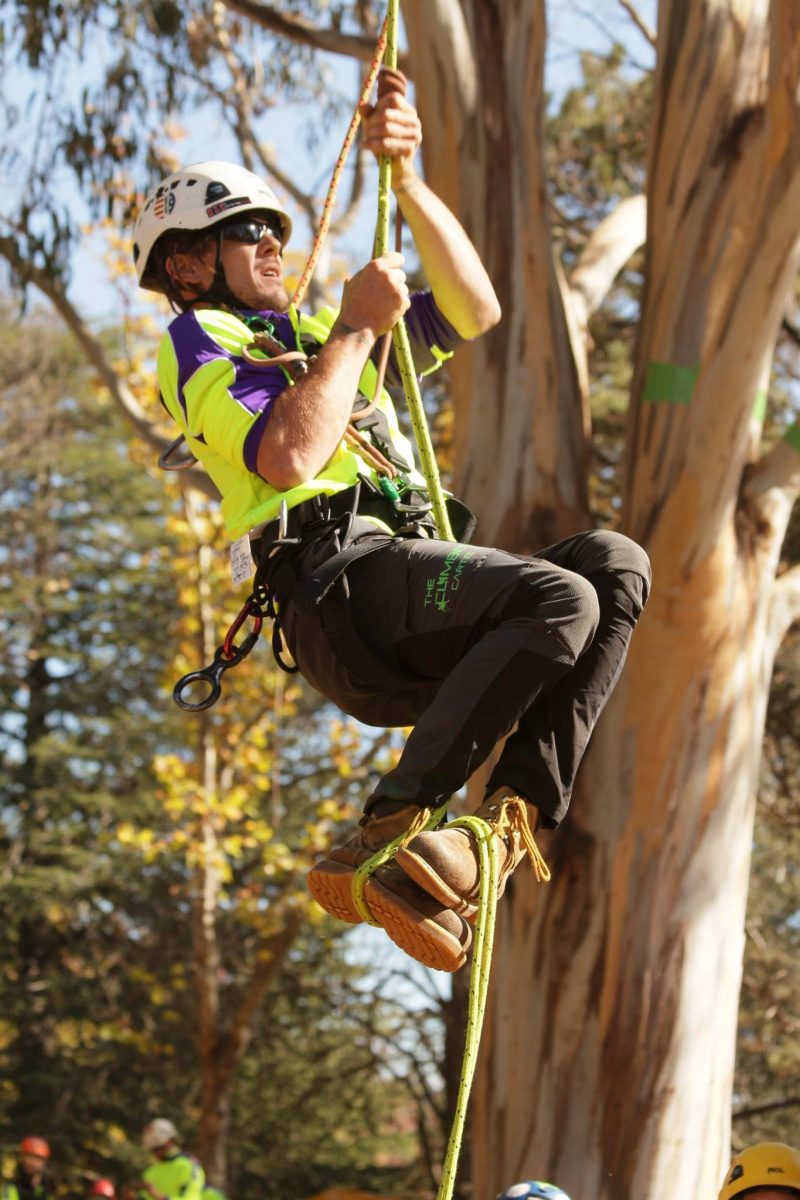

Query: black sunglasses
[[220, 218, 283, 245]]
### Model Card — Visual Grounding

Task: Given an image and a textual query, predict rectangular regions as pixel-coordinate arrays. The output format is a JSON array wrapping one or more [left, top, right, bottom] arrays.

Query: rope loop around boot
[[350, 801, 449, 925]]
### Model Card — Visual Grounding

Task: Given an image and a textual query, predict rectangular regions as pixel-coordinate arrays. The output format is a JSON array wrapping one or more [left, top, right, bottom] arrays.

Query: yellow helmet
[[719, 1143, 800, 1200]]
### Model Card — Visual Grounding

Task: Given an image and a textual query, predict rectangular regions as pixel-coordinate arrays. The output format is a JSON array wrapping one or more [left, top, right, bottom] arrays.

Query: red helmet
[[20, 1138, 50, 1160], [90, 1181, 116, 1198]]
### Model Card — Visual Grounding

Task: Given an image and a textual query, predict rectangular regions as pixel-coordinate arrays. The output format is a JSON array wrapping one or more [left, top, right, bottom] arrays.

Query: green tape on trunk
[[783, 422, 800, 455], [752, 390, 768, 423], [642, 361, 699, 405]]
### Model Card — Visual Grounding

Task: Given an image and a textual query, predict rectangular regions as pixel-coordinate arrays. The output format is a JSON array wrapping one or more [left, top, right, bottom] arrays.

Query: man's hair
[[149, 228, 215, 313]]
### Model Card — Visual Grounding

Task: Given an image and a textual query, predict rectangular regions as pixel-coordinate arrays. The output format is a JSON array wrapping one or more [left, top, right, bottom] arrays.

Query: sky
[[71, 0, 657, 321]]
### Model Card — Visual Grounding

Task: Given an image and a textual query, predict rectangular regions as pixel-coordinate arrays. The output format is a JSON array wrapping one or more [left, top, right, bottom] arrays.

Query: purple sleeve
[[168, 311, 291, 471], [376, 291, 464, 388]]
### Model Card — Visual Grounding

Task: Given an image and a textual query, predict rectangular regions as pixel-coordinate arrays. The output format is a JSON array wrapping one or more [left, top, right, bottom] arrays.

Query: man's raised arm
[[361, 89, 501, 340]]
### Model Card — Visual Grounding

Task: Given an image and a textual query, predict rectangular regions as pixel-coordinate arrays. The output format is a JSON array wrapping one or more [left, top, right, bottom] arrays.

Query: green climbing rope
[[350, 807, 500, 1200], [373, 0, 455, 543], [347, 8, 505, 1198], [434, 815, 499, 1200]]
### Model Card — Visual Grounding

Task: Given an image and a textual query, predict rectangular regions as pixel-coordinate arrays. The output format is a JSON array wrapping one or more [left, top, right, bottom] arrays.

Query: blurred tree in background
[[0, 2, 798, 1199]]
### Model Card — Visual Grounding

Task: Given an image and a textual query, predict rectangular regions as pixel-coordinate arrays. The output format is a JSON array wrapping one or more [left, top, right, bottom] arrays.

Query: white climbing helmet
[[142, 1118, 179, 1152], [133, 161, 292, 292]]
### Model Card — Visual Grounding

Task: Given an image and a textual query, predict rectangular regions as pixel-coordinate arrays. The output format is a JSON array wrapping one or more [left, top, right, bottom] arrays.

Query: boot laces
[[402, 806, 440, 845], [494, 798, 551, 883]]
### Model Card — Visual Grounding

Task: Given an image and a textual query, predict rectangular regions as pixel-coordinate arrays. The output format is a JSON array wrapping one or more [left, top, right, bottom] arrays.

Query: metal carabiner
[[173, 602, 264, 712], [172, 645, 240, 712]]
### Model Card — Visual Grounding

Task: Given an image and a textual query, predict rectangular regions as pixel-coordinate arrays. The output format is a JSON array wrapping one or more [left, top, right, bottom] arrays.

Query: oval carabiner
[[173, 598, 265, 712], [173, 646, 236, 712]]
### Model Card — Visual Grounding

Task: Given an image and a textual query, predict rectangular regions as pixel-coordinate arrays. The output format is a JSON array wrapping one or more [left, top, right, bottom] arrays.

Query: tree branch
[[769, 562, 800, 650], [220, 0, 411, 73], [733, 1094, 800, 1119], [0, 236, 218, 498], [742, 434, 800, 501], [615, 0, 657, 48], [216, 903, 304, 1082], [782, 315, 800, 349], [567, 194, 647, 333]]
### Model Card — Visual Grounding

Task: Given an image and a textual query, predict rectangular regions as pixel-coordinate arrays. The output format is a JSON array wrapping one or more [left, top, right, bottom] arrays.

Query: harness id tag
[[230, 534, 254, 587]]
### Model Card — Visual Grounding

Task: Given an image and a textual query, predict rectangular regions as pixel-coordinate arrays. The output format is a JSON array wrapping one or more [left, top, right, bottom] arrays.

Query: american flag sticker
[[154, 190, 176, 219]]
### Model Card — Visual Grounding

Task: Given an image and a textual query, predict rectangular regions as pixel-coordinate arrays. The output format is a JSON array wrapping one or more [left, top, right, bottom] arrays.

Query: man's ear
[[165, 249, 211, 294]]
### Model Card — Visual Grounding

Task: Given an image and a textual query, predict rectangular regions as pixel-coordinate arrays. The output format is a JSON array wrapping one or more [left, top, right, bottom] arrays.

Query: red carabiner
[[223, 598, 264, 660]]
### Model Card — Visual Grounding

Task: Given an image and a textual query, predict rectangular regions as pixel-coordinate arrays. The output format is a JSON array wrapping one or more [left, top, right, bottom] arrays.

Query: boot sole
[[394, 845, 479, 921], [365, 876, 471, 973], [307, 861, 363, 925]]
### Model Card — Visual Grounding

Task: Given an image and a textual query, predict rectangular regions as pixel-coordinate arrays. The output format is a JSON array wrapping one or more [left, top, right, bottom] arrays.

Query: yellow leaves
[[116, 821, 153, 848], [54, 1018, 100, 1050], [315, 798, 348, 822], [148, 983, 170, 1007], [260, 840, 295, 877], [0, 1019, 16, 1051], [45, 900, 68, 926]]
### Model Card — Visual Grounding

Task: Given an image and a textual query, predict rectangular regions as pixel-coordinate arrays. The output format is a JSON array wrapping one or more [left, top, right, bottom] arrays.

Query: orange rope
[[290, 17, 389, 309]]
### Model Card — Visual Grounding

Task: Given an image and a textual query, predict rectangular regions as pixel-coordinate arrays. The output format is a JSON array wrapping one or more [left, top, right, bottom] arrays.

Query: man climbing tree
[[134, 79, 650, 972]]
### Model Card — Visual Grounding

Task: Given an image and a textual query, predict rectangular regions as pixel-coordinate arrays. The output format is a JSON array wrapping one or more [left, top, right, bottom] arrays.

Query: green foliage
[[0, 304, 443, 1197], [231, 936, 443, 1200], [0, 303, 185, 1154], [0, 0, 378, 289], [547, 49, 650, 245]]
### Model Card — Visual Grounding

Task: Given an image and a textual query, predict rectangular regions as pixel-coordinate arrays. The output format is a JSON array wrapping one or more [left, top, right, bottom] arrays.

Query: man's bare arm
[[256, 253, 408, 489]]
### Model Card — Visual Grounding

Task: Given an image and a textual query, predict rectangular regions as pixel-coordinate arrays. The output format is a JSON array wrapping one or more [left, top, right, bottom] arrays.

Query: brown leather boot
[[364, 862, 473, 973], [393, 788, 548, 921], [307, 803, 432, 925]]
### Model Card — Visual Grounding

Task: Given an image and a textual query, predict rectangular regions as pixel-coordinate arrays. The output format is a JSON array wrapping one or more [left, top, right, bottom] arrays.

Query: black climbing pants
[[280, 526, 651, 828]]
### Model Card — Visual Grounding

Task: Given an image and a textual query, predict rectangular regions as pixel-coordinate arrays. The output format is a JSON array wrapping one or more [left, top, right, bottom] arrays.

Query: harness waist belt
[[250, 485, 363, 557]]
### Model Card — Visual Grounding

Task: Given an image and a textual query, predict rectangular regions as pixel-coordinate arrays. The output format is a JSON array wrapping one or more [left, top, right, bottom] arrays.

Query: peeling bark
[[402, 1, 800, 1197], [403, 0, 590, 549]]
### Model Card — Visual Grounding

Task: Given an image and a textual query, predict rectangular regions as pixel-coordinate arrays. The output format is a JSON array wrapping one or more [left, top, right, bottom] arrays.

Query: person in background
[[202, 1186, 228, 1200], [497, 1182, 571, 1200], [718, 1142, 800, 1200], [89, 1181, 116, 1200], [136, 1120, 204, 1200], [1, 1139, 52, 1200]]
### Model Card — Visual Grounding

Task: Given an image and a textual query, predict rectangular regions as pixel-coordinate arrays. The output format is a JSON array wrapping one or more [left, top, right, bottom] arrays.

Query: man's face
[[217, 216, 290, 311], [20, 1154, 46, 1179], [169, 213, 290, 311], [743, 1192, 800, 1199]]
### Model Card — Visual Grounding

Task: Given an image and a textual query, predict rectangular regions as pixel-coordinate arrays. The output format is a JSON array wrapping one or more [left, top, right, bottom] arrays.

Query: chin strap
[[193, 228, 243, 309]]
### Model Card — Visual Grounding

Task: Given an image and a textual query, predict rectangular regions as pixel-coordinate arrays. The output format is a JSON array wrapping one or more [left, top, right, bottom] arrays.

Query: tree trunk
[[404, 1, 800, 1197], [402, 0, 590, 550]]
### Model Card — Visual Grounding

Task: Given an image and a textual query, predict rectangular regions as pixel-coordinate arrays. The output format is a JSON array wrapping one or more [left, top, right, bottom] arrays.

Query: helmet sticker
[[154, 190, 176, 220], [206, 195, 251, 217]]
